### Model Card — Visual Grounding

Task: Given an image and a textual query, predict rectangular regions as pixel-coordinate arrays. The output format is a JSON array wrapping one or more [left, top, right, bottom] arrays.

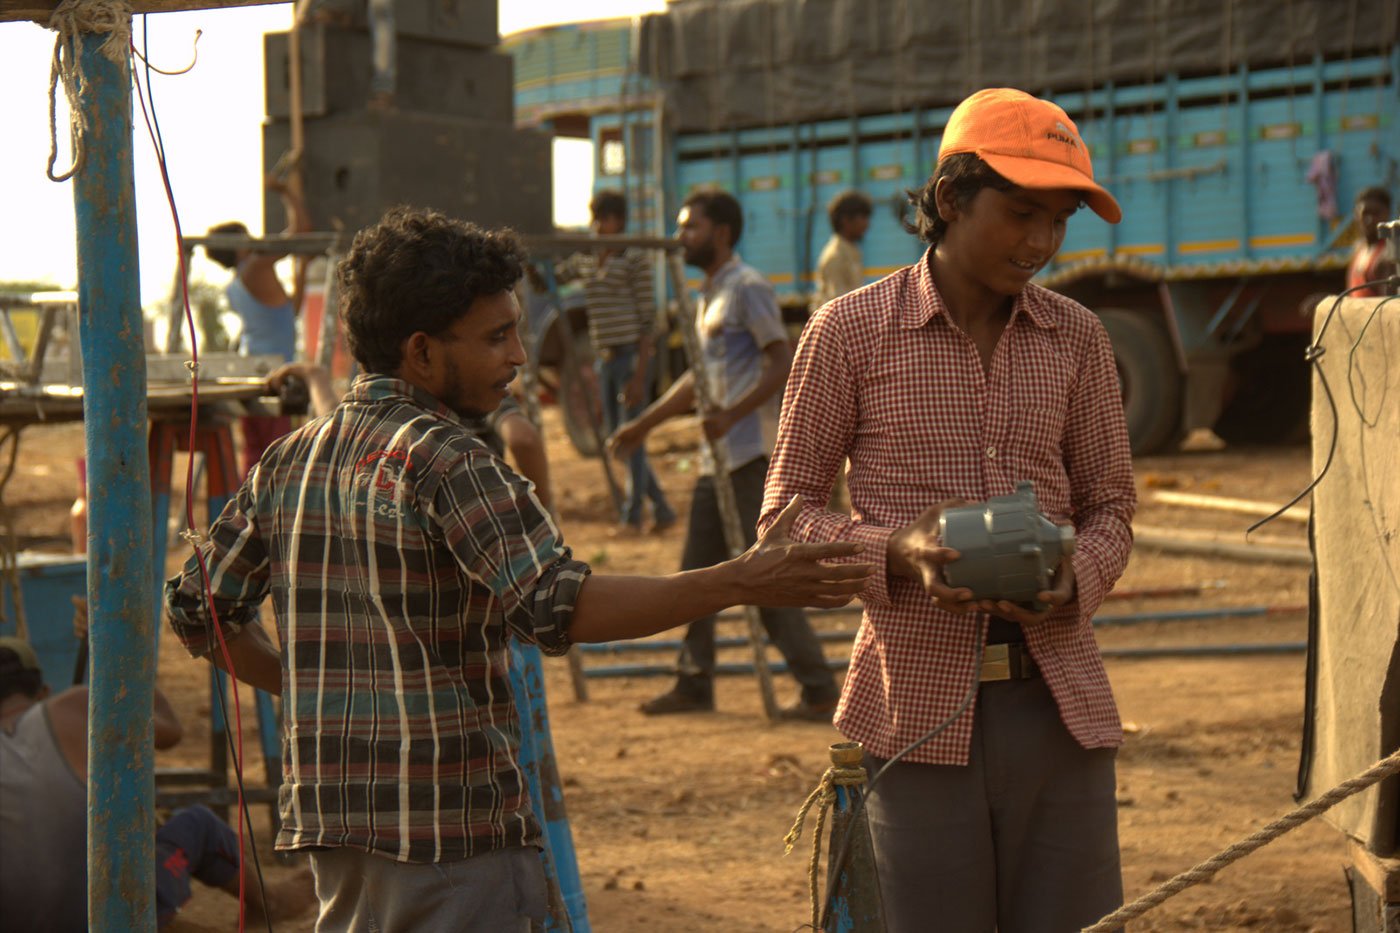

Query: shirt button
[[986, 446, 998, 459]]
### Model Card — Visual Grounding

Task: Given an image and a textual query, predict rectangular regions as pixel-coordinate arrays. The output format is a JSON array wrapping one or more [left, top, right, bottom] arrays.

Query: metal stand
[[147, 417, 281, 827], [664, 253, 779, 720]]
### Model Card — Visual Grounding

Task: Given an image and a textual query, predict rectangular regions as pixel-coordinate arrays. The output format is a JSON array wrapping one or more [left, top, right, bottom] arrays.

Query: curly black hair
[[337, 206, 527, 375], [0, 647, 43, 703], [682, 189, 744, 247], [205, 221, 249, 270], [589, 188, 628, 225], [1357, 185, 1393, 210], [904, 153, 1017, 245], [827, 189, 873, 233]]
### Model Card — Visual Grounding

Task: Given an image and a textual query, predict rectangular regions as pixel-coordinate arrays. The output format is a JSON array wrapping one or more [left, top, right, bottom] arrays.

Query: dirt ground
[[4, 413, 1354, 932]]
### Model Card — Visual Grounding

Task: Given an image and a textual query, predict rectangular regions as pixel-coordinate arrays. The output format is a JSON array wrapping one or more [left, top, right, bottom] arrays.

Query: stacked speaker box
[[262, 0, 553, 236]]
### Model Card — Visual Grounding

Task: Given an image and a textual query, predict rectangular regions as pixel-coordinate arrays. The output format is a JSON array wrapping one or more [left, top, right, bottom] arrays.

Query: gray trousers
[[309, 845, 548, 932], [864, 677, 1122, 933], [673, 457, 839, 705]]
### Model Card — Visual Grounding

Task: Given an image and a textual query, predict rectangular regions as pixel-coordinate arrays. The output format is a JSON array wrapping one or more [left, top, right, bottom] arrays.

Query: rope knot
[[179, 528, 204, 547], [45, 0, 134, 182], [784, 764, 867, 931]]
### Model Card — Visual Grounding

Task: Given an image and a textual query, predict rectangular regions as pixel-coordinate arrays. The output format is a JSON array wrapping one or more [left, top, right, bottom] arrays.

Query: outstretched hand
[[730, 496, 874, 608]]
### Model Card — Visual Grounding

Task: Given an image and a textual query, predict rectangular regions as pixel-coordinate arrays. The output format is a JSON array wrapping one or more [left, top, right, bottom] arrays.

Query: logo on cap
[[1047, 121, 1080, 148]]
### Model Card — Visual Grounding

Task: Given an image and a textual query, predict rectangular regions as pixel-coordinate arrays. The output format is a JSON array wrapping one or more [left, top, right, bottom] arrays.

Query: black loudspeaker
[[264, 26, 514, 123], [264, 112, 553, 236]]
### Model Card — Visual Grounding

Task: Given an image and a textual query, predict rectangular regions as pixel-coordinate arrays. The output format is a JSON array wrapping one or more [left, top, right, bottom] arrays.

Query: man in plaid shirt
[[166, 207, 870, 930], [760, 89, 1137, 931]]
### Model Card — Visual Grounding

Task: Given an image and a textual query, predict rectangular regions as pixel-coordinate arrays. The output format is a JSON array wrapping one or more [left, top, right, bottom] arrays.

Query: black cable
[[137, 18, 274, 929], [1344, 293, 1400, 428], [1246, 277, 1399, 537]]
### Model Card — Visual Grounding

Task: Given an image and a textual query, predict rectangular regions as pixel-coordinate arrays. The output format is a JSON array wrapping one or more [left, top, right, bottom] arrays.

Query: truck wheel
[[558, 327, 603, 459], [1098, 308, 1183, 455]]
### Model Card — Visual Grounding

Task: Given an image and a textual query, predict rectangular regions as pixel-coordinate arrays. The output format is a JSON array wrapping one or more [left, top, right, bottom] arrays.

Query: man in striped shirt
[[759, 90, 1137, 931], [165, 207, 871, 930], [582, 189, 677, 533]]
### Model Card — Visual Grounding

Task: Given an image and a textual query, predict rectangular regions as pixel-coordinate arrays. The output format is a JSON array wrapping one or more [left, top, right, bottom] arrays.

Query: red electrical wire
[[131, 46, 252, 931]]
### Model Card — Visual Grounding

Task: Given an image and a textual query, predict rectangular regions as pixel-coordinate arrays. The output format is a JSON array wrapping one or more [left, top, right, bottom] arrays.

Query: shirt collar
[[703, 253, 744, 296], [902, 248, 1058, 332], [350, 373, 466, 427]]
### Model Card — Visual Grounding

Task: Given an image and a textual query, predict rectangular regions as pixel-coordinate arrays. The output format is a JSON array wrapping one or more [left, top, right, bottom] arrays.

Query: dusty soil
[[4, 415, 1354, 932]]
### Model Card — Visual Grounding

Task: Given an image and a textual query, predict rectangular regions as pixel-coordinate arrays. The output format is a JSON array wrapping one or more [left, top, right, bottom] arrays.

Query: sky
[[0, 0, 667, 305]]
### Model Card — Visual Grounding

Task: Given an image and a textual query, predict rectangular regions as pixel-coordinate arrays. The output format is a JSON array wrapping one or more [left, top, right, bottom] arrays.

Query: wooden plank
[[1151, 489, 1310, 524], [1, 0, 281, 24], [1350, 838, 1400, 903]]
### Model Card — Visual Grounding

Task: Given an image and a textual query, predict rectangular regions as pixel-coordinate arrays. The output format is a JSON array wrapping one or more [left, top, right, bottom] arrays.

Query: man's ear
[[399, 332, 433, 379], [933, 178, 960, 223]]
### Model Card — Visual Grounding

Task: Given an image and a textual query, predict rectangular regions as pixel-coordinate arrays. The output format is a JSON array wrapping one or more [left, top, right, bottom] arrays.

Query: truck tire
[[1097, 308, 1183, 456], [558, 326, 603, 459]]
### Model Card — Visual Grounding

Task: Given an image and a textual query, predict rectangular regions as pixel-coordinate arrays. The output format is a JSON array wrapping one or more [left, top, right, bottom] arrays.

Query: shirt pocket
[[1008, 404, 1066, 477]]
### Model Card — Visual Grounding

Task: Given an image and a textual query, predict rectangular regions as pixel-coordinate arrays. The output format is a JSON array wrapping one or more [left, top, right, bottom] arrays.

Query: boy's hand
[[888, 500, 977, 613], [976, 557, 1076, 625]]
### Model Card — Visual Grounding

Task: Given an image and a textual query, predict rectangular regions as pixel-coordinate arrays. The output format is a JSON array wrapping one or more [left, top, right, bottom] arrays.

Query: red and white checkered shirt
[[758, 250, 1136, 764]]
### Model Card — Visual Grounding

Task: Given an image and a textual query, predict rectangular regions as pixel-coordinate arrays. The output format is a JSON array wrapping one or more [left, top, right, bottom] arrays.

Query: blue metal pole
[[580, 643, 1308, 679], [822, 742, 884, 933], [71, 25, 157, 933]]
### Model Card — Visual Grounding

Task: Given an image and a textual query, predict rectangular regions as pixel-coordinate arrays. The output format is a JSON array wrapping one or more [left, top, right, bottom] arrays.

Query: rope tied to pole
[[45, 0, 133, 182], [783, 762, 867, 933], [1083, 745, 1400, 932]]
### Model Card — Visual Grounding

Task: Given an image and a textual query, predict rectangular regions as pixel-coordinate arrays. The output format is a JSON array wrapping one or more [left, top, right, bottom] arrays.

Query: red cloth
[[1347, 240, 1389, 297], [238, 414, 293, 477], [759, 251, 1136, 764]]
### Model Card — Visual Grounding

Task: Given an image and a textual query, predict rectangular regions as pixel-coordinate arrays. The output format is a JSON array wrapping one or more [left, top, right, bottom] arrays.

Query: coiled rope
[[784, 761, 869, 933], [46, 0, 132, 182]]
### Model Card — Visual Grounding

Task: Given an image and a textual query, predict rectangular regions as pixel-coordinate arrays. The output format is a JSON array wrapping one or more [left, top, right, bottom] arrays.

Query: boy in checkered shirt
[[760, 89, 1137, 931]]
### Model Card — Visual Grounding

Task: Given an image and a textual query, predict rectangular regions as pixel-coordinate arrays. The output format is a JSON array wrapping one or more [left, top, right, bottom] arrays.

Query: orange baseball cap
[[939, 88, 1122, 224]]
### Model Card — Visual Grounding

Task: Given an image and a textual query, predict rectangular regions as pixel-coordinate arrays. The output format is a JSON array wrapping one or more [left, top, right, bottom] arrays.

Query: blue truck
[[505, 5, 1398, 455]]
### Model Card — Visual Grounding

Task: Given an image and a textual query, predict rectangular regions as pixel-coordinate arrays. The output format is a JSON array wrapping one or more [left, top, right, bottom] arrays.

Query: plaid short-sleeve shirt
[[759, 251, 1136, 764], [166, 375, 589, 862]]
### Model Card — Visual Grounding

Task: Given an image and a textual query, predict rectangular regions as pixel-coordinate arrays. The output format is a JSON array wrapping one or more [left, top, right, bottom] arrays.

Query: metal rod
[[524, 233, 682, 254], [664, 254, 779, 719], [580, 643, 1307, 679], [578, 604, 1310, 655], [72, 28, 156, 931], [183, 231, 341, 254]]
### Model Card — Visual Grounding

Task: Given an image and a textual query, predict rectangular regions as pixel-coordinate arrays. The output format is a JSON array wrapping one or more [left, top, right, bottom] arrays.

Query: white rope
[[1084, 746, 1400, 931], [46, 0, 133, 182]]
